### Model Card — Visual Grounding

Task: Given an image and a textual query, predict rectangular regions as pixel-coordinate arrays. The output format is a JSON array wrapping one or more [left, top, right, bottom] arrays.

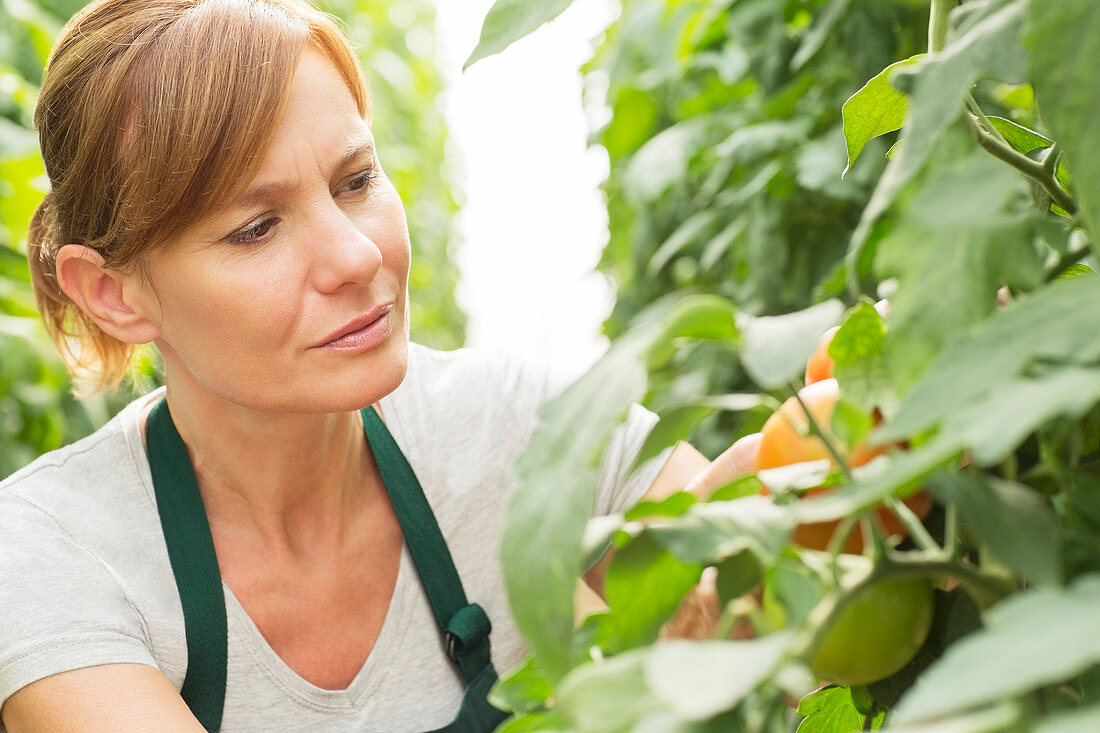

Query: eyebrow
[[232, 138, 377, 208]]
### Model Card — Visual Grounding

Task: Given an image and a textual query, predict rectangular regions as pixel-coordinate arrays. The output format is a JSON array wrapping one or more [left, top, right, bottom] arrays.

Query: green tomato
[[808, 576, 934, 686]]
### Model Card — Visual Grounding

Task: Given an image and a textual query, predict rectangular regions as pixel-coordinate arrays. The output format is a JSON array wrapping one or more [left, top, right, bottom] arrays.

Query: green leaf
[[928, 472, 1060, 586], [624, 119, 709, 206], [603, 531, 702, 652], [893, 574, 1100, 724], [647, 495, 794, 566], [985, 116, 1071, 189], [713, 550, 762, 607], [1057, 263, 1095, 281], [831, 395, 874, 449], [495, 710, 570, 733], [847, 0, 1028, 291], [645, 634, 793, 721], [841, 55, 924, 175], [878, 702, 1022, 733], [489, 656, 553, 715], [633, 404, 712, 469], [625, 491, 698, 521], [555, 649, 662, 733], [738, 299, 845, 390], [1034, 704, 1100, 733], [1027, 0, 1100, 231], [985, 115, 1050, 154], [790, 0, 854, 72], [503, 296, 741, 681], [874, 147, 1038, 396], [796, 686, 881, 732], [830, 301, 891, 413], [877, 276, 1100, 464], [463, 0, 576, 70]]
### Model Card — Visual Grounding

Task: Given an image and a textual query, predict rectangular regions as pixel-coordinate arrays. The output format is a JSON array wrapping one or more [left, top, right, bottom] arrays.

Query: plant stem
[[886, 555, 1015, 609], [1045, 241, 1094, 282], [886, 496, 942, 553], [944, 501, 959, 560], [929, 0, 952, 54], [1043, 144, 1063, 177], [791, 385, 854, 484], [968, 116, 1079, 216]]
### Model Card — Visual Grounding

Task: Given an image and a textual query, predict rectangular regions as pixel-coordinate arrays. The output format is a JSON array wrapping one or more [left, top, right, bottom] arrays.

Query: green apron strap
[[146, 397, 506, 731], [360, 406, 492, 684], [146, 397, 227, 733]]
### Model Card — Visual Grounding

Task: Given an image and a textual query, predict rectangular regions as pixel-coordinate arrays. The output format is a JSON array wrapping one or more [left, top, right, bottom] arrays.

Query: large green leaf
[[602, 531, 702, 652], [554, 649, 662, 732], [841, 55, 924, 175], [647, 495, 794, 566], [874, 147, 1039, 396], [645, 634, 793, 721], [503, 296, 738, 681], [892, 574, 1100, 724], [928, 472, 1060, 586], [463, 0, 576, 70], [738, 299, 845, 390], [878, 275, 1100, 453], [1027, 0, 1100, 231]]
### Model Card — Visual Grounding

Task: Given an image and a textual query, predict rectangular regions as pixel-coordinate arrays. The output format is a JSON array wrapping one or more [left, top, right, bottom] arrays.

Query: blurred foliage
[[476, 0, 1100, 729], [0, 0, 465, 476], [582, 0, 929, 459]]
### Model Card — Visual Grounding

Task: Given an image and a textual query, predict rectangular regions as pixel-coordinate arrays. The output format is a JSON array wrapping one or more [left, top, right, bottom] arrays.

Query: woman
[[0, 0, 751, 729]]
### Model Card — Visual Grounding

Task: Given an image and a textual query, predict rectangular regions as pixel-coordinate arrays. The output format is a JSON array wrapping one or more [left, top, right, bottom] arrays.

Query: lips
[[316, 302, 394, 348]]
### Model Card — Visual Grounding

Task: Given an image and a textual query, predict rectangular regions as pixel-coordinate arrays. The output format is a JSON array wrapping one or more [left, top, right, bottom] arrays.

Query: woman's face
[[137, 47, 411, 413]]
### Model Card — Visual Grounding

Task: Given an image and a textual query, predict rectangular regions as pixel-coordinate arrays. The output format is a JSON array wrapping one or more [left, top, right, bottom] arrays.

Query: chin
[[297, 335, 411, 414]]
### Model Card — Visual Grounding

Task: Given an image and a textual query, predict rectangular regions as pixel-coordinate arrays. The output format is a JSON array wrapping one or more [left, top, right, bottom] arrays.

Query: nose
[[306, 200, 383, 293]]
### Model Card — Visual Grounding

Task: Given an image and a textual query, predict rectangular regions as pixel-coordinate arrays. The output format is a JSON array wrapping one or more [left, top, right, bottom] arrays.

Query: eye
[[227, 217, 279, 246], [343, 168, 377, 195]]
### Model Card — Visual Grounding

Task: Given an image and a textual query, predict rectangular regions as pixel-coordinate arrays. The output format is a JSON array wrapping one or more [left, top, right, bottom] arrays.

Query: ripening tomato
[[755, 378, 932, 553], [808, 576, 934, 686], [804, 326, 840, 386]]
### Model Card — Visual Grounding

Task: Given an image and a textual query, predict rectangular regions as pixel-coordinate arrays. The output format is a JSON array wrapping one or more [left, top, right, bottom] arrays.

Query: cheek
[[156, 258, 304, 363]]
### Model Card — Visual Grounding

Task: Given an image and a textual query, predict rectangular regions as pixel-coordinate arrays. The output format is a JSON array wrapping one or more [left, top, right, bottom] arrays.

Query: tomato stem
[[790, 384, 854, 483], [883, 555, 1014, 609], [944, 501, 960, 560], [928, 0, 951, 54], [966, 114, 1079, 217], [885, 496, 941, 553]]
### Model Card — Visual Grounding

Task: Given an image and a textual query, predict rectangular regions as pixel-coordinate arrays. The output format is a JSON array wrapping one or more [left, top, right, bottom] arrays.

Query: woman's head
[[29, 0, 372, 394]]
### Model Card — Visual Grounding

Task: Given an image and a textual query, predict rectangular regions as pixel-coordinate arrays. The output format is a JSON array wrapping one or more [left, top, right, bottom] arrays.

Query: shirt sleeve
[[0, 493, 157, 709], [509, 350, 676, 518]]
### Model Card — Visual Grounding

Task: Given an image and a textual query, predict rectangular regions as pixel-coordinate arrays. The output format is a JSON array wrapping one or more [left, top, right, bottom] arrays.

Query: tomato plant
[[472, 0, 1100, 731]]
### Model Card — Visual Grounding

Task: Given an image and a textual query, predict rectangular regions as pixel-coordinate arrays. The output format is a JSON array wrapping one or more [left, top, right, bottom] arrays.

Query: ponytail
[[26, 196, 135, 396]]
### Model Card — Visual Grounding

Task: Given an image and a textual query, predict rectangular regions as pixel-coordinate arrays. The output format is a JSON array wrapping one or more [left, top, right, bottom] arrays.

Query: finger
[[685, 432, 762, 497]]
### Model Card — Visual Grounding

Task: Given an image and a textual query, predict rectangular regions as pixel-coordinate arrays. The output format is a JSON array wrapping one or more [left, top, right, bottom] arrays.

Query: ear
[[55, 244, 161, 345]]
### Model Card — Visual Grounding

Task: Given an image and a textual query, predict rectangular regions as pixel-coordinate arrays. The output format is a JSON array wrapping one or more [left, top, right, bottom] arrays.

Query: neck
[[152, 376, 386, 557]]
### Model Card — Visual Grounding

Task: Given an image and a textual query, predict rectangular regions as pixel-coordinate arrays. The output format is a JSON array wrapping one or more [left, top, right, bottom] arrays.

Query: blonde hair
[[28, 0, 369, 394]]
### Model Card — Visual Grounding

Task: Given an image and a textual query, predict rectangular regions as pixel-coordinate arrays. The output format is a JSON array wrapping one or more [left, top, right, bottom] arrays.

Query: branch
[[969, 118, 1079, 216], [1045, 241, 1094, 282]]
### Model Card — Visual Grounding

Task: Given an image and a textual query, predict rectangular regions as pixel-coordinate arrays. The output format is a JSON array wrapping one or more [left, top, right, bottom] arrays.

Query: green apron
[[145, 398, 511, 732]]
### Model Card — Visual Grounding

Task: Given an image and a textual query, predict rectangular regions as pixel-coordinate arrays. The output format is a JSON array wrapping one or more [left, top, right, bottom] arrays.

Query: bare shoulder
[[1, 664, 204, 733]]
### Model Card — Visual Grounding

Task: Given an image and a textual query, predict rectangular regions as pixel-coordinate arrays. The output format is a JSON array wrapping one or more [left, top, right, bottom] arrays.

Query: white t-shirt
[[0, 342, 672, 731]]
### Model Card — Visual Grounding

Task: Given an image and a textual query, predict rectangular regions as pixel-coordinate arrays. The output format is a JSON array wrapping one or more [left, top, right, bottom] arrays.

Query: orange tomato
[[804, 326, 839, 386], [755, 378, 931, 553]]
